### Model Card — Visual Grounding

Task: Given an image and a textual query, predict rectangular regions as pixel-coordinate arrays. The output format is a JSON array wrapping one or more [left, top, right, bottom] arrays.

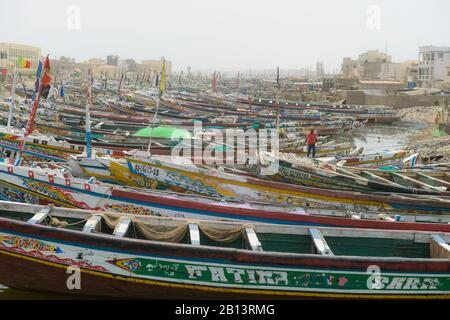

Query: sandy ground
[[397, 105, 445, 124], [400, 106, 450, 162]]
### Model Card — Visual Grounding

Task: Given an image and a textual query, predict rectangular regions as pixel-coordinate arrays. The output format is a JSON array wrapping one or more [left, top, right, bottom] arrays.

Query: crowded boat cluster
[[0, 57, 449, 299]]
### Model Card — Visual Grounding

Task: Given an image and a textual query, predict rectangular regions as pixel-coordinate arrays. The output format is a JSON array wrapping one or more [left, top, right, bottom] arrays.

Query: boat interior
[[1, 201, 449, 261]]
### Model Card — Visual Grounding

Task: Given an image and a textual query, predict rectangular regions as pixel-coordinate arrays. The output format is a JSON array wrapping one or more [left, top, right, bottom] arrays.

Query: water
[[344, 121, 429, 154], [0, 122, 428, 299]]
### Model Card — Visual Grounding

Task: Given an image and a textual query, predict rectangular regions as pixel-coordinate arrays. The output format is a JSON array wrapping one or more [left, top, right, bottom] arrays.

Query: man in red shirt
[[305, 129, 317, 158]]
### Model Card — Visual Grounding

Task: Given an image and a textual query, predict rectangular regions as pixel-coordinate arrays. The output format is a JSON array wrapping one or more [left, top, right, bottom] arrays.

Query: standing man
[[305, 129, 317, 158], [435, 113, 440, 127]]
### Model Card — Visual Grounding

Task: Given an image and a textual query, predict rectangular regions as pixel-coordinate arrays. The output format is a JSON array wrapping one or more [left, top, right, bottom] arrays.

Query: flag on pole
[[159, 59, 166, 97], [42, 55, 52, 87], [72, 68, 81, 77], [18, 57, 31, 69], [29, 55, 51, 134], [15, 55, 50, 166]]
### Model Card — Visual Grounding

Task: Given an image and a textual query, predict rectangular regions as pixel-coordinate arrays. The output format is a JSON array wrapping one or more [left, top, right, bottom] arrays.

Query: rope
[[95, 185, 115, 210], [49, 216, 89, 228]]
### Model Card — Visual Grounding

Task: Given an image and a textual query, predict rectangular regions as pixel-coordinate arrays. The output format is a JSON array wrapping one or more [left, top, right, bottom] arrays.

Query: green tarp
[[132, 126, 192, 139]]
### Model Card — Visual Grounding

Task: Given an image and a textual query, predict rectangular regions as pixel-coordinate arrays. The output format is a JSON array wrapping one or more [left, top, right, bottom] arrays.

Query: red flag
[[42, 73, 52, 87], [43, 55, 50, 70], [42, 55, 52, 87], [1, 69, 6, 76]]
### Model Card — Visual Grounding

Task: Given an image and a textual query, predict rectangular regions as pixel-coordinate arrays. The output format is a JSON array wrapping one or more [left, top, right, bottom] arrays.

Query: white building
[[418, 46, 450, 88], [380, 61, 418, 82], [0, 42, 41, 76]]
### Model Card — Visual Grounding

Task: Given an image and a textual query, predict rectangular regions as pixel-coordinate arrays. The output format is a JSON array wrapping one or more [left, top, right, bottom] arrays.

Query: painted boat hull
[[119, 156, 450, 214], [0, 162, 448, 232], [0, 218, 448, 299]]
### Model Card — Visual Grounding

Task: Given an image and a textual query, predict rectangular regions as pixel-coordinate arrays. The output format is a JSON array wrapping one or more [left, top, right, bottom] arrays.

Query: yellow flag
[[159, 59, 166, 96]]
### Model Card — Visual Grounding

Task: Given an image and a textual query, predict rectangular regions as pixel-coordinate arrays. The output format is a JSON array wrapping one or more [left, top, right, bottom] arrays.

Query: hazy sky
[[1, 0, 449, 72]]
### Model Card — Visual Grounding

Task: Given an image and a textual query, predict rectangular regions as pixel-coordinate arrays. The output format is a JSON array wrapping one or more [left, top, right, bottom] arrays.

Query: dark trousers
[[307, 144, 316, 157]]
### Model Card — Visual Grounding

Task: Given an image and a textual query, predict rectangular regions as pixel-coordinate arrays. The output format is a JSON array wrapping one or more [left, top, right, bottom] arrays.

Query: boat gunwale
[[0, 205, 448, 273]]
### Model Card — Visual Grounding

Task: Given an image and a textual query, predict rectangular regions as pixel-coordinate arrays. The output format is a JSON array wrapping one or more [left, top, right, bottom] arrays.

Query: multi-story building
[[357, 50, 391, 80], [0, 42, 41, 76], [341, 57, 359, 78], [418, 46, 450, 88], [380, 60, 418, 82], [341, 50, 418, 83], [107, 55, 119, 66]]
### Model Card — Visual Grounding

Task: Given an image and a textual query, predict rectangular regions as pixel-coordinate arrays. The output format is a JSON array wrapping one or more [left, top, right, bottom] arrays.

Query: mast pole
[[117, 70, 123, 98], [86, 69, 93, 159], [6, 68, 17, 131], [15, 57, 46, 166], [18, 72, 30, 100], [147, 59, 165, 154]]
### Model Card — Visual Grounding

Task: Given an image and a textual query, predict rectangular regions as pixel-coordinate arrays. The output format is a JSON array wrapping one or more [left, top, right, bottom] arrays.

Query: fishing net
[[97, 212, 253, 244], [135, 222, 189, 243], [198, 222, 253, 243]]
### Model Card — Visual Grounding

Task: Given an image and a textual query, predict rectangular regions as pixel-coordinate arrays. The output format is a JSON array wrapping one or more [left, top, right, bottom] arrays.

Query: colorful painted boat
[[273, 155, 449, 195], [281, 142, 355, 157], [0, 161, 449, 231], [0, 129, 84, 162], [0, 127, 133, 164], [74, 154, 450, 214], [332, 150, 412, 168], [335, 165, 450, 194], [0, 201, 448, 299]]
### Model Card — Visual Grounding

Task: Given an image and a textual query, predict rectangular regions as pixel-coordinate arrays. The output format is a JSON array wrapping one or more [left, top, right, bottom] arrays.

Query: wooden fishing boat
[[234, 98, 403, 123], [0, 200, 448, 299], [342, 166, 450, 194], [0, 161, 449, 231], [331, 150, 414, 169], [0, 128, 133, 163], [281, 142, 355, 157], [0, 128, 84, 162], [272, 155, 449, 195], [74, 153, 450, 214]]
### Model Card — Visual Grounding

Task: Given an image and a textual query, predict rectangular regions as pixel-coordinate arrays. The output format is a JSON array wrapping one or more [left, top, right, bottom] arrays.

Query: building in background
[[107, 55, 119, 66], [315, 61, 324, 79], [86, 58, 106, 66], [51, 57, 76, 72], [357, 50, 391, 80], [0, 42, 41, 76], [91, 65, 120, 78], [341, 57, 359, 78], [418, 46, 450, 89], [341, 50, 418, 83], [140, 58, 172, 75], [406, 61, 419, 88], [380, 60, 418, 82]]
